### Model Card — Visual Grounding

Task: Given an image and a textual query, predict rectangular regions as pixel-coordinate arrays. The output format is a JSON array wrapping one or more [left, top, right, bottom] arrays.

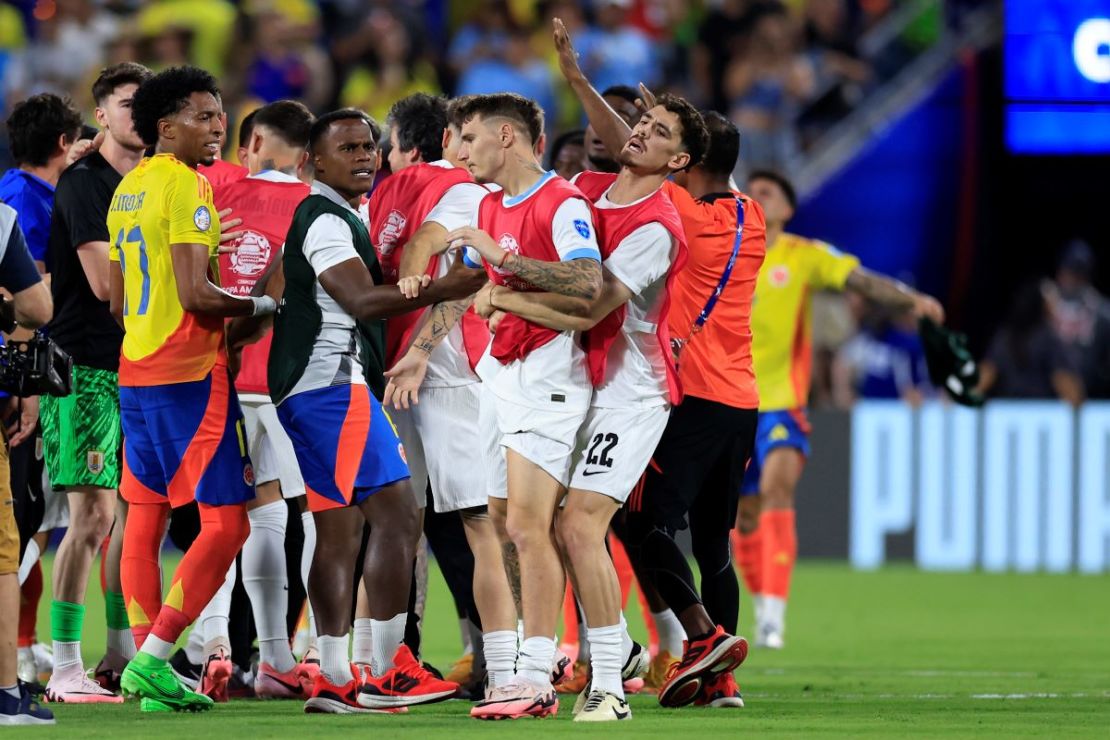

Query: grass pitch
[[23, 557, 1110, 737]]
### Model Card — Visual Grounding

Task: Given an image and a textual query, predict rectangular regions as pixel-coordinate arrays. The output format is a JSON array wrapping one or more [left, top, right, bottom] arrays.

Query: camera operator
[[0, 202, 54, 725]]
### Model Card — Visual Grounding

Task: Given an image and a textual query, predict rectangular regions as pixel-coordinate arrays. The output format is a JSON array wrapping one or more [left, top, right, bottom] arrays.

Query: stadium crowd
[[0, 0, 1098, 729]]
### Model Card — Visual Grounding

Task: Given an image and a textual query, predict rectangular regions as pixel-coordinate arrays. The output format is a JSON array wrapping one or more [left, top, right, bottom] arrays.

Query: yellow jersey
[[108, 154, 223, 387], [751, 232, 860, 410]]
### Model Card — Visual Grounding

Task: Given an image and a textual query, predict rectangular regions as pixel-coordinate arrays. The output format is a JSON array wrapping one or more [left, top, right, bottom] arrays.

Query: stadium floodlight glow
[[1073, 18, 1110, 84]]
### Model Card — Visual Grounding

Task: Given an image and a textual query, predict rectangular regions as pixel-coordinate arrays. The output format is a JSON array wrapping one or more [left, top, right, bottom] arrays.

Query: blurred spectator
[[448, 0, 514, 78], [456, 27, 555, 133], [799, 0, 871, 135], [834, 294, 931, 406], [724, 3, 814, 175], [548, 128, 585, 179], [977, 282, 1084, 406], [693, 0, 766, 112], [136, 0, 237, 76], [1043, 241, 1110, 399], [574, 0, 661, 96]]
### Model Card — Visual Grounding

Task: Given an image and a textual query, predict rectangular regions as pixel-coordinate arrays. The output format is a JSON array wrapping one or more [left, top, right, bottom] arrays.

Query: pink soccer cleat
[[470, 679, 559, 720], [255, 662, 313, 699], [44, 664, 123, 704]]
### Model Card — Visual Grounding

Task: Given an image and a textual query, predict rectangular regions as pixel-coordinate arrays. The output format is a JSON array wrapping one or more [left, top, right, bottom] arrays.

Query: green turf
[[24, 557, 1110, 737]]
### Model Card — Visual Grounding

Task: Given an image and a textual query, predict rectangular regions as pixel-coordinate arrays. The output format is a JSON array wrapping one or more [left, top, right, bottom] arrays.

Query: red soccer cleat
[[198, 647, 232, 703], [304, 664, 391, 714], [695, 671, 745, 708], [255, 662, 313, 699], [657, 626, 748, 708], [356, 645, 459, 709]]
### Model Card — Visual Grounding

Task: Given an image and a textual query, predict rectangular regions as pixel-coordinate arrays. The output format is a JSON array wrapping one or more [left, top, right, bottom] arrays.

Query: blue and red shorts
[[120, 367, 255, 508], [739, 408, 811, 496], [276, 383, 410, 513]]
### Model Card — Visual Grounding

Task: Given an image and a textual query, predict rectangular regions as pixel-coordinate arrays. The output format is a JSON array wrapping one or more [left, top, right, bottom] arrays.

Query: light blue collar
[[503, 170, 556, 207]]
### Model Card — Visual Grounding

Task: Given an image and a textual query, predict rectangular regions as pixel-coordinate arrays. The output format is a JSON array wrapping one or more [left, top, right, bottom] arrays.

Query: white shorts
[[568, 404, 670, 503], [241, 398, 305, 498], [494, 394, 589, 493], [481, 384, 508, 501], [391, 384, 487, 513], [38, 488, 69, 532]]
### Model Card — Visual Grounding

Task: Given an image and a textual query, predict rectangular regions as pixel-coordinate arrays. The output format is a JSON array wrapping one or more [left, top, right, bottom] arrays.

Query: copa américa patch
[[573, 219, 591, 239], [193, 205, 212, 231]]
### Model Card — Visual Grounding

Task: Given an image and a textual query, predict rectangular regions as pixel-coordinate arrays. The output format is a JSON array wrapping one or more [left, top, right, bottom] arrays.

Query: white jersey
[[285, 180, 367, 399], [420, 160, 488, 388], [591, 186, 677, 409]]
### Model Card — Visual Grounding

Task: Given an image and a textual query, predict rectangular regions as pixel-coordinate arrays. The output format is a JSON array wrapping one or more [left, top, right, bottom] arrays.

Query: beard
[[586, 153, 619, 174]]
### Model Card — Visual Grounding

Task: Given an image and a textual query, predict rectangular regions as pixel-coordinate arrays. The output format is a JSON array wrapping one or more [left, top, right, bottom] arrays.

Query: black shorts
[[629, 395, 757, 533]]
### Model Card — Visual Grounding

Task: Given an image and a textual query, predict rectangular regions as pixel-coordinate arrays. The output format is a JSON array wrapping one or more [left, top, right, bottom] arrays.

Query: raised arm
[[844, 267, 945, 324]]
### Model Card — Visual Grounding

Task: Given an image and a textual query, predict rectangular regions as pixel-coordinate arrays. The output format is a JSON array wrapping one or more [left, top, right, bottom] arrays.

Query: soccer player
[[367, 92, 519, 696], [108, 66, 277, 713], [470, 90, 710, 720], [39, 62, 152, 703], [565, 33, 765, 707], [440, 93, 603, 719], [734, 170, 944, 649], [198, 100, 315, 700], [0, 202, 55, 726], [268, 108, 480, 713]]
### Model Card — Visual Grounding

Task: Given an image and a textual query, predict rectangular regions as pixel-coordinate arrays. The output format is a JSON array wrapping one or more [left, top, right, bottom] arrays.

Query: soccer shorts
[[569, 404, 670, 503], [119, 367, 255, 509], [241, 397, 305, 499], [493, 394, 588, 493], [481, 384, 508, 501], [739, 408, 811, 496], [0, 442, 17, 575], [276, 383, 410, 514], [630, 396, 757, 532], [41, 365, 122, 490], [392, 383, 487, 513]]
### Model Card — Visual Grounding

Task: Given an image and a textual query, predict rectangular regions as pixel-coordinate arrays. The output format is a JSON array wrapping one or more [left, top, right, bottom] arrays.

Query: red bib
[[367, 163, 489, 369], [214, 175, 310, 396], [575, 171, 688, 404]]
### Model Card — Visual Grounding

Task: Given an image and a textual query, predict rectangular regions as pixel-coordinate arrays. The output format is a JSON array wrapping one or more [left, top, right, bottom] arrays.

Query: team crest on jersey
[[490, 233, 521, 275], [769, 265, 790, 287], [193, 205, 212, 231], [377, 209, 407, 256], [87, 451, 105, 474], [770, 424, 789, 442], [573, 219, 591, 239], [230, 231, 272, 277], [243, 463, 255, 487]]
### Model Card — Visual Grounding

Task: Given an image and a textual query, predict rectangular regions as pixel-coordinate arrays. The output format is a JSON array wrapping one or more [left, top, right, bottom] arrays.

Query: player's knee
[[555, 511, 593, 560], [737, 496, 761, 534], [761, 481, 794, 509], [72, 503, 115, 546], [504, 512, 547, 554]]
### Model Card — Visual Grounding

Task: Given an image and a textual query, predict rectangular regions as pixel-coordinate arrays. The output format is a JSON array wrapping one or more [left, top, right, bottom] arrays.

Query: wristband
[[250, 295, 277, 317]]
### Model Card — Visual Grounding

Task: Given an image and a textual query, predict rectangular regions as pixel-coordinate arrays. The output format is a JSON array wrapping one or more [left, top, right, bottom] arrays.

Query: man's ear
[[94, 106, 109, 130], [669, 150, 691, 173], [250, 129, 263, 155], [500, 122, 515, 148], [441, 127, 451, 152], [535, 131, 546, 159]]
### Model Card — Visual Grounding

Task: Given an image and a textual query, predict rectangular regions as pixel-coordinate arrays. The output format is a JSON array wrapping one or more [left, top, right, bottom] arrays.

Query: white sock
[[517, 636, 555, 687], [243, 501, 295, 673], [764, 595, 786, 632], [753, 594, 766, 628], [140, 634, 174, 661], [107, 627, 135, 660], [17, 538, 40, 585], [351, 618, 373, 665], [185, 625, 205, 665], [459, 618, 473, 655], [299, 510, 317, 647], [317, 634, 350, 686], [586, 625, 624, 698], [52, 640, 82, 672], [618, 612, 633, 665], [652, 609, 686, 656], [370, 614, 406, 677], [516, 619, 524, 643], [483, 630, 518, 688], [199, 560, 236, 651]]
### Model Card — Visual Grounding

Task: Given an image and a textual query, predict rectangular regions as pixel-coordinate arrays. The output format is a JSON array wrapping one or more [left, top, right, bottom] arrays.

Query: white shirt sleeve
[[303, 213, 360, 275], [603, 222, 674, 295], [550, 198, 600, 262], [424, 182, 487, 232]]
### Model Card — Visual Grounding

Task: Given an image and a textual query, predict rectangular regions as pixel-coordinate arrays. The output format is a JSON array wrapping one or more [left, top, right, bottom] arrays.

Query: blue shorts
[[739, 409, 811, 496], [276, 384, 410, 513], [120, 367, 255, 508]]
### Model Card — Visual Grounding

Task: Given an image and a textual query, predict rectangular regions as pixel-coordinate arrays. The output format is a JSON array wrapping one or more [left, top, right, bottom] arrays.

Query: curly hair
[[655, 93, 709, 172], [5, 94, 83, 167], [388, 93, 448, 163], [131, 65, 220, 148]]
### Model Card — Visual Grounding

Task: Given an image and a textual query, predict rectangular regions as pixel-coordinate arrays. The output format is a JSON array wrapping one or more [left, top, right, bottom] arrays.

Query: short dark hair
[[91, 62, 152, 105], [388, 93, 447, 163], [601, 85, 639, 106], [698, 111, 740, 177], [131, 65, 220, 148], [747, 169, 797, 211], [445, 95, 475, 130], [238, 108, 258, 149], [309, 108, 380, 152], [656, 93, 708, 172], [547, 129, 584, 169], [453, 93, 544, 145], [251, 100, 314, 149], [6, 94, 83, 167]]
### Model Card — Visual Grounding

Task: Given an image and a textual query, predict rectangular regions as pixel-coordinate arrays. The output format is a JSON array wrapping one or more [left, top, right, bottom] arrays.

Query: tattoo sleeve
[[502, 541, 523, 615], [411, 297, 472, 356], [502, 253, 602, 300], [844, 267, 915, 311]]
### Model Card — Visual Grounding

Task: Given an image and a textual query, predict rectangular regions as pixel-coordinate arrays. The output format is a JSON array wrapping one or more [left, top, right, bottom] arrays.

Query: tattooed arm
[[499, 252, 602, 300], [381, 294, 476, 409], [844, 267, 945, 323]]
